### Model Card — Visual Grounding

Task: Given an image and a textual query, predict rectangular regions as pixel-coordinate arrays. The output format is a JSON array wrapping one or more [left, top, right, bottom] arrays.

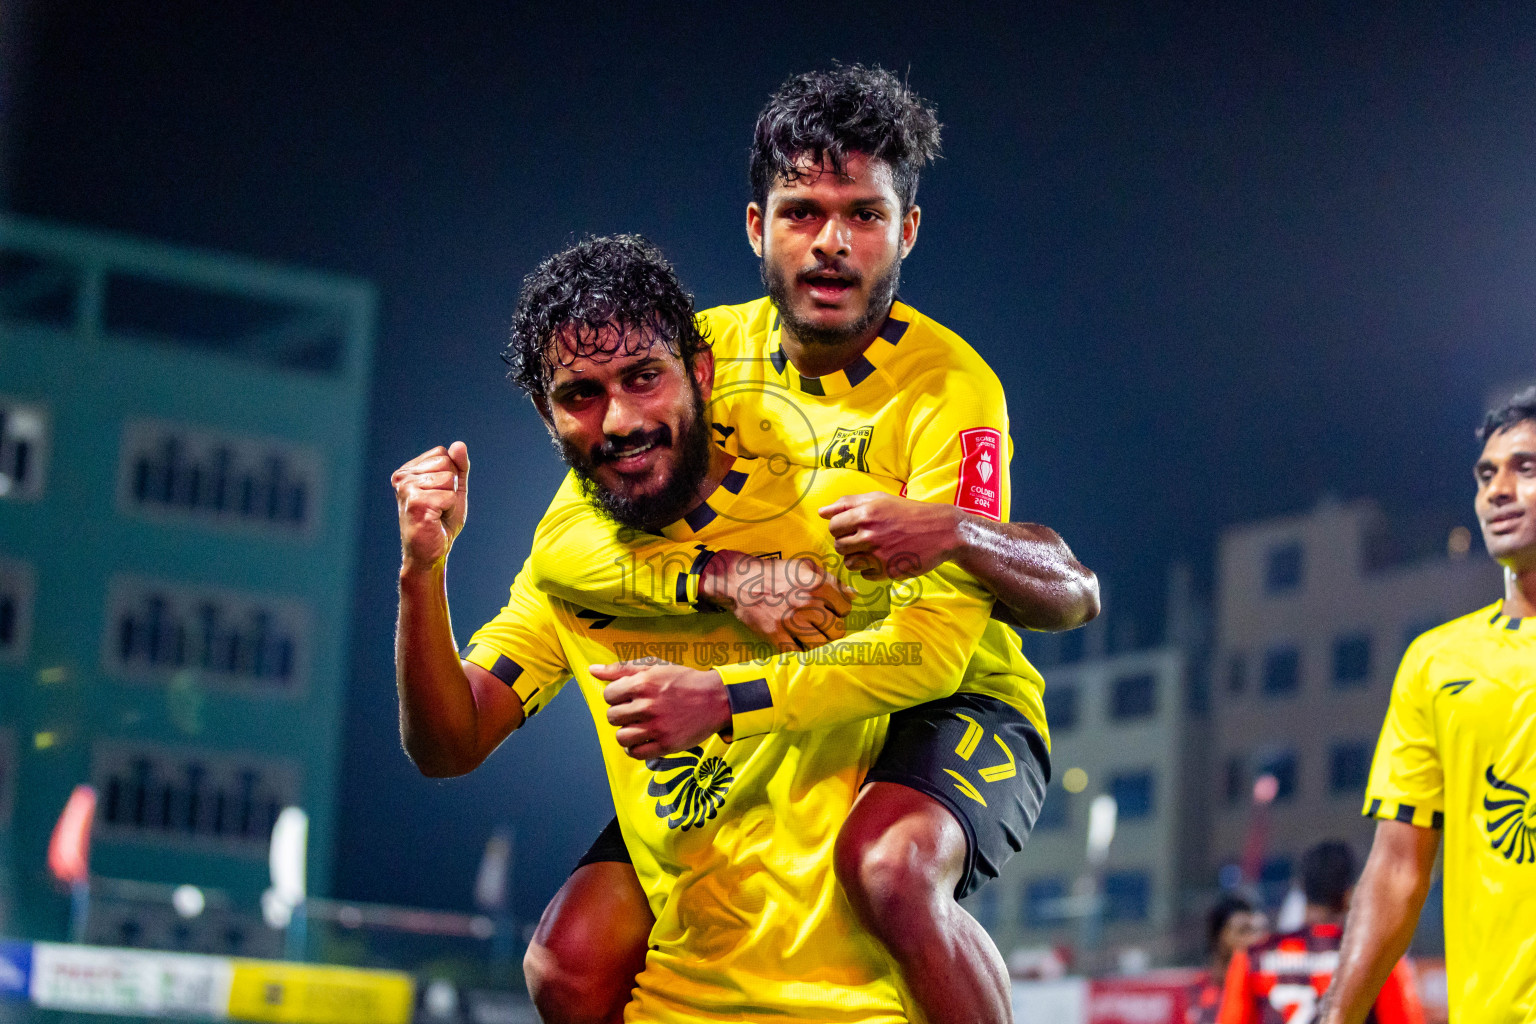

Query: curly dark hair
[[749, 63, 942, 213], [1478, 385, 1536, 442], [503, 234, 710, 402], [1205, 893, 1255, 955]]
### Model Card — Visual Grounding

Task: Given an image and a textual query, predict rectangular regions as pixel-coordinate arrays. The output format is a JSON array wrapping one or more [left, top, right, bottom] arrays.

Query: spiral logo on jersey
[[647, 747, 734, 831], [1483, 765, 1536, 864]]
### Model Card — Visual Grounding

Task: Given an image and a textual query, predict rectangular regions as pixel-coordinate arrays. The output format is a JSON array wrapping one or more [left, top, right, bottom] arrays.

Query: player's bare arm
[[1317, 820, 1439, 1024], [393, 442, 525, 776], [819, 491, 1100, 630]]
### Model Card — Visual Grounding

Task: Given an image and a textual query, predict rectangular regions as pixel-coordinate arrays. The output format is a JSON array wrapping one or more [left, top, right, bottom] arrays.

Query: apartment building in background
[[1207, 498, 1500, 930], [976, 567, 1212, 968], [0, 216, 374, 953]]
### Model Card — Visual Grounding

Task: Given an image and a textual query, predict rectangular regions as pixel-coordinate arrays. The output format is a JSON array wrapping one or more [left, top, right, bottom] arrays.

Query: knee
[[523, 937, 594, 1024], [524, 931, 628, 1024], [835, 824, 952, 933]]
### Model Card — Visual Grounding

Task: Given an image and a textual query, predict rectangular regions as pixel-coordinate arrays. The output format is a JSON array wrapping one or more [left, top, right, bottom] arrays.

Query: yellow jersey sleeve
[[463, 561, 573, 722], [900, 363, 1012, 523], [1363, 636, 1445, 827], [527, 471, 710, 617], [713, 562, 994, 739]]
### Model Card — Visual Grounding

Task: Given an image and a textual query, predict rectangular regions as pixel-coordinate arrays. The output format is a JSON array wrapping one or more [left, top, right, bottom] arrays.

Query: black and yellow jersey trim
[[1364, 797, 1445, 830], [766, 310, 910, 397]]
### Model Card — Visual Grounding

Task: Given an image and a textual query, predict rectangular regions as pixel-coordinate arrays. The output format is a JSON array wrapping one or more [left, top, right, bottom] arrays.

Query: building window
[[103, 576, 309, 693], [117, 421, 322, 535], [1226, 653, 1247, 694], [1225, 756, 1246, 805], [1332, 634, 1371, 687], [1023, 877, 1069, 927], [91, 741, 301, 854], [1265, 542, 1303, 593], [0, 400, 49, 501], [1259, 856, 1292, 908], [0, 560, 35, 663], [1110, 673, 1158, 720], [1043, 683, 1079, 733], [1329, 741, 1373, 795], [1110, 771, 1155, 820], [1254, 749, 1298, 802], [1262, 647, 1300, 696], [1103, 871, 1151, 922], [1034, 785, 1070, 831]]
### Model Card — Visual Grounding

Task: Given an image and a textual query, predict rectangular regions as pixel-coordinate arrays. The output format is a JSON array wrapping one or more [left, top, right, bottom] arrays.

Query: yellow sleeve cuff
[[671, 547, 722, 612], [1363, 796, 1443, 830], [715, 660, 777, 740]]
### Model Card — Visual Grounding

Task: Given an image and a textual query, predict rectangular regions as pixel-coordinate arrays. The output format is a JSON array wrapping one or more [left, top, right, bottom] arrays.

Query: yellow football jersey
[[466, 459, 996, 1023], [529, 296, 1049, 747], [1364, 602, 1536, 1024]]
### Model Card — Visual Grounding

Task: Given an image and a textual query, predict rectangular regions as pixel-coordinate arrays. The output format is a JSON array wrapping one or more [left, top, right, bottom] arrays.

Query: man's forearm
[[1320, 821, 1439, 1024], [396, 564, 481, 777], [951, 518, 1100, 631]]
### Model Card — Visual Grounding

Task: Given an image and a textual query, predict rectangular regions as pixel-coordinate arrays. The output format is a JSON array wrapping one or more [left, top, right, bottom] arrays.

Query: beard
[[761, 250, 902, 347], [558, 384, 715, 534]]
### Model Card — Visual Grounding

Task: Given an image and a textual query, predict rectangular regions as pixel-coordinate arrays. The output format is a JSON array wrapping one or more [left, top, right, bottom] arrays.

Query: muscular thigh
[[861, 693, 1050, 898], [531, 820, 654, 968]]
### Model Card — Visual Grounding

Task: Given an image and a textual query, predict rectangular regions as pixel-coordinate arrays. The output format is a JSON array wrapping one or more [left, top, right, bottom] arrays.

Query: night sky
[[8, 2, 1535, 919]]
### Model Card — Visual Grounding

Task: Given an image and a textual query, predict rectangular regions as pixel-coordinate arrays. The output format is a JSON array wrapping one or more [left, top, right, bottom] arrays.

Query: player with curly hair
[[395, 234, 1005, 1022]]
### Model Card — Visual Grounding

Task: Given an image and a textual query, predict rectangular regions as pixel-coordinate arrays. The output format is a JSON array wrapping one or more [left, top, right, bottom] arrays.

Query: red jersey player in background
[[1218, 842, 1424, 1024]]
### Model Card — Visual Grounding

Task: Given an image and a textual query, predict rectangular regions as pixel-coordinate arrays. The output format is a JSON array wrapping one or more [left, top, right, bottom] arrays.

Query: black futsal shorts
[[866, 691, 1050, 899], [570, 692, 1050, 899], [572, 815, 630, 871]]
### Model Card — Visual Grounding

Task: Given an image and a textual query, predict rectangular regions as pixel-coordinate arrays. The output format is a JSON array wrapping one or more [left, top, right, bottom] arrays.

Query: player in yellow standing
[[522, 66, 1100, 1024], [397, 235, 1017, 1022], [1319, 386, 1536, 1024]]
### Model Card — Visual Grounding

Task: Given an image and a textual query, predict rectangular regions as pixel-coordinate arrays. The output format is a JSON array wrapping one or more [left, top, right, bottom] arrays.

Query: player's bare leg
[[835, 782, 1012, 1024], [524, 861, 653, 1024]]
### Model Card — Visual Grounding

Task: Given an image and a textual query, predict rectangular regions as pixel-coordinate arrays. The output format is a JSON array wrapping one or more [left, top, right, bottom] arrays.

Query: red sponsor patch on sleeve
[[953, 428, 1003, 520]]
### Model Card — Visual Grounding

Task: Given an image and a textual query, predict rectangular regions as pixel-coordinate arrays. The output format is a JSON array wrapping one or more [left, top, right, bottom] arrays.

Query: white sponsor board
[[1013, 976, 1090, 1024], [30, 941, 232, 1017]]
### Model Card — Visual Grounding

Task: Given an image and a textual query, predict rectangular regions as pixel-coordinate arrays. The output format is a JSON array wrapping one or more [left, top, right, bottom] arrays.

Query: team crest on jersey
[[647, 746, 734, 831], [821, 426, 874, 472], [1483, 765, 1536, 864]]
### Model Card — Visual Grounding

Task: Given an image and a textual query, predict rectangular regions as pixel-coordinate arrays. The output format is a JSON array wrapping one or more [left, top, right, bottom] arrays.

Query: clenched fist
[[700, 550, 854, 651], [818, 492, 961, 581], [393, 442, 470, 572], [593, 660, 731, 760]]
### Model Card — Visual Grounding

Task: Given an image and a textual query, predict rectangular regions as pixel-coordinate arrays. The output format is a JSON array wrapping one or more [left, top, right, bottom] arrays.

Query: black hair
[[1206, 894, 1255, 955], [1478, 385, 1536, 443], [1300, 840, 1357, 912], [503, 234, 709, 403], [749, 63, 942, 213]]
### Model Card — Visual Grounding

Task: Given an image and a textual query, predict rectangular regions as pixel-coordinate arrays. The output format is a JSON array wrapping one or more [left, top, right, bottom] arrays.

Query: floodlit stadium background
[[1, 3, 1533, 1021]]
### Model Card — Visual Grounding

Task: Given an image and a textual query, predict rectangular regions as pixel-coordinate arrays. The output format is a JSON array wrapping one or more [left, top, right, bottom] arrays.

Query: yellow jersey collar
[[767, 303, 912, 397], [1488, 606, 1531, 634], [657, 455, 759, 541]]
